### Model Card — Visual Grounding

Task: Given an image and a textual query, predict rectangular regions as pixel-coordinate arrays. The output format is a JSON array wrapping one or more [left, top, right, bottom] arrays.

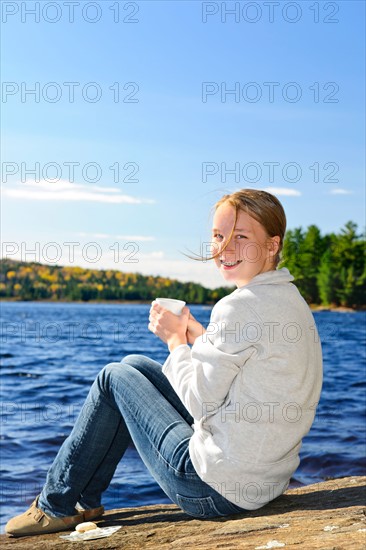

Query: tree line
[[0, 259, 229, 304], [1, 221, 364, 308], [279, 221, 365, 308]]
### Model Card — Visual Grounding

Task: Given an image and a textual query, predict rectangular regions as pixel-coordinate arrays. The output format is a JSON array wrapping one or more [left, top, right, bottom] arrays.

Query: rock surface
[[2, 476, 365, 549]]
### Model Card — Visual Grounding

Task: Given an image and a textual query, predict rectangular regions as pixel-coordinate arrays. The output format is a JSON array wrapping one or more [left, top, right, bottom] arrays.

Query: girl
[[6, 189, 323, 537]]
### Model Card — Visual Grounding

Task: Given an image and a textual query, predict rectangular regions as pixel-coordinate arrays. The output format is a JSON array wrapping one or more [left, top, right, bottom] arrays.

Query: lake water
[[1, 302, 365, 531]]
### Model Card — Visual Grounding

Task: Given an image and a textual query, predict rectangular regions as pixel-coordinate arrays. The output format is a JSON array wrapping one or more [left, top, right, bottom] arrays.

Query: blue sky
[[1, 0, 365, 288]]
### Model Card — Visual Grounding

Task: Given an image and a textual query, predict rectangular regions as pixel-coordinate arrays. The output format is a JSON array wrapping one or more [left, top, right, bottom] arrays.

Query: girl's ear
[[267, 236, 280, 258]]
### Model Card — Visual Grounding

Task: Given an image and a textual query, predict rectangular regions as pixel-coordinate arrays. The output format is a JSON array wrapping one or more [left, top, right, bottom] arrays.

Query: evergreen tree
[[281, 227, 304, 282], [298, 225, 324, 304], [317, 249, 337, 306]]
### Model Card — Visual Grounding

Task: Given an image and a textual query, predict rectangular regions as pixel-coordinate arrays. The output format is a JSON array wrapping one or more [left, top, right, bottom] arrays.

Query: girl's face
[[211, 202, 279, 288]]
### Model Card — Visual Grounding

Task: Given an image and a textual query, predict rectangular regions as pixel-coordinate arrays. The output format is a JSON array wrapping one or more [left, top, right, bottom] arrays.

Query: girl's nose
[[223, 237, 236, 251]]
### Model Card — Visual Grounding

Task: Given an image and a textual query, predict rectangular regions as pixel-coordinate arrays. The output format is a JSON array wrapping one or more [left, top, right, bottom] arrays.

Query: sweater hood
[[236, 267, 294, 290]]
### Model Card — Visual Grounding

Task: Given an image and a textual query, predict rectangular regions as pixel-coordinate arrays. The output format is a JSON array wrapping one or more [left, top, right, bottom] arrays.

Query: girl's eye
[[213, 233, 223, 240], [236, 235, 247, 239]]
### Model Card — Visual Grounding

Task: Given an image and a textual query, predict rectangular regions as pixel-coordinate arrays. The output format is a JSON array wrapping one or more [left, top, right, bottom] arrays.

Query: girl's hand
[[148, 301, 189, 352], [186, 312, 206, 345]]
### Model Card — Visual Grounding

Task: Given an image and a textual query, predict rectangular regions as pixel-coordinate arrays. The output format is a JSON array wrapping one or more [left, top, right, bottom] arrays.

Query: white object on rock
[[75, 521, 98, 533], [255, 541, 286, 549], [60, 525, 122, 542]]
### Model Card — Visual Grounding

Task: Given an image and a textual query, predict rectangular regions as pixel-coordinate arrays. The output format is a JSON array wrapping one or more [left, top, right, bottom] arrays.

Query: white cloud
[[1, 179, 155, 204], [329, 188, 354, 195], [263, 187, 302, 196], [76, 232, 155, 241]]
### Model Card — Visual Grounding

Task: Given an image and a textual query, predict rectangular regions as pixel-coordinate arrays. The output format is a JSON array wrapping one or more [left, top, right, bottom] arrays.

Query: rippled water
[[1, 302, 365, 530]]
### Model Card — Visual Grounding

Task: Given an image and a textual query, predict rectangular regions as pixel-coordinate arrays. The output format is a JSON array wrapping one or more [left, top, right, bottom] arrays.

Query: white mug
[[155, 298, 186, 315]]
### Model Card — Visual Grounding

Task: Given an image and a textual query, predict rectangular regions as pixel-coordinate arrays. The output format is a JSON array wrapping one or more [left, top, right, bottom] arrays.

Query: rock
[[2, 476, 365, 549]]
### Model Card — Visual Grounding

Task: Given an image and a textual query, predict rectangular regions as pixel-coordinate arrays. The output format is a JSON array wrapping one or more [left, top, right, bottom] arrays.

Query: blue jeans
[[38, 354, 246, 519]]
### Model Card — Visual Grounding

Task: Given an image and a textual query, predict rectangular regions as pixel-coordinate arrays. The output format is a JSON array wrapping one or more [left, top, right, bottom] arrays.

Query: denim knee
[[98, 362, 125, 392], [121, 353, 147, 366]]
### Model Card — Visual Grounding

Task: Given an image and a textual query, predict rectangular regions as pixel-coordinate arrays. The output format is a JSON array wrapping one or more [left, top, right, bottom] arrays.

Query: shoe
[[75, 503, 105, 521], [6, 496, 85, 537]]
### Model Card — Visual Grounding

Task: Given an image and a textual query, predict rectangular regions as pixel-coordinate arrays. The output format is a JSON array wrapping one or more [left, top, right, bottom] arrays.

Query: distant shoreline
[[0, 298, 364, 312], [309, 305, 364, 313]]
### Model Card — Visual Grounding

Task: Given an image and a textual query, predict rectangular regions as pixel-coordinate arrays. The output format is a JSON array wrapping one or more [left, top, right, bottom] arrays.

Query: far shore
[[309, 304, 364, 312], [0, 298, 364, 312]]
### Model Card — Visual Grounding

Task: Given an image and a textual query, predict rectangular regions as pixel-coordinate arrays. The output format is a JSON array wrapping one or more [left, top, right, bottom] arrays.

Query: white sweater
[[162, 268, 323, 510]]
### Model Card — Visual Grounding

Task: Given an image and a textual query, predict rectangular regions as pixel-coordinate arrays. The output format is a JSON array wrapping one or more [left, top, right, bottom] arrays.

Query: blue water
[[1, 302, 365, 531]]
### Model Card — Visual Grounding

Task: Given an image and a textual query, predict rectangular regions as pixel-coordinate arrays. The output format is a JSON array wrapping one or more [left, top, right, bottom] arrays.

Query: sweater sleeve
[[162, 300, 256, 420]]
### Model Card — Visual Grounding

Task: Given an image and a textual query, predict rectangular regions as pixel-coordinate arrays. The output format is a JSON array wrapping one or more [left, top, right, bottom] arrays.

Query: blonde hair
[[185, 189, 287, 268]]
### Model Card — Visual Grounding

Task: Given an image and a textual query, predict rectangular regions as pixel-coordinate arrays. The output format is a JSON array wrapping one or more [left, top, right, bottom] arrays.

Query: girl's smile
[[219, 259, 243, 269]]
